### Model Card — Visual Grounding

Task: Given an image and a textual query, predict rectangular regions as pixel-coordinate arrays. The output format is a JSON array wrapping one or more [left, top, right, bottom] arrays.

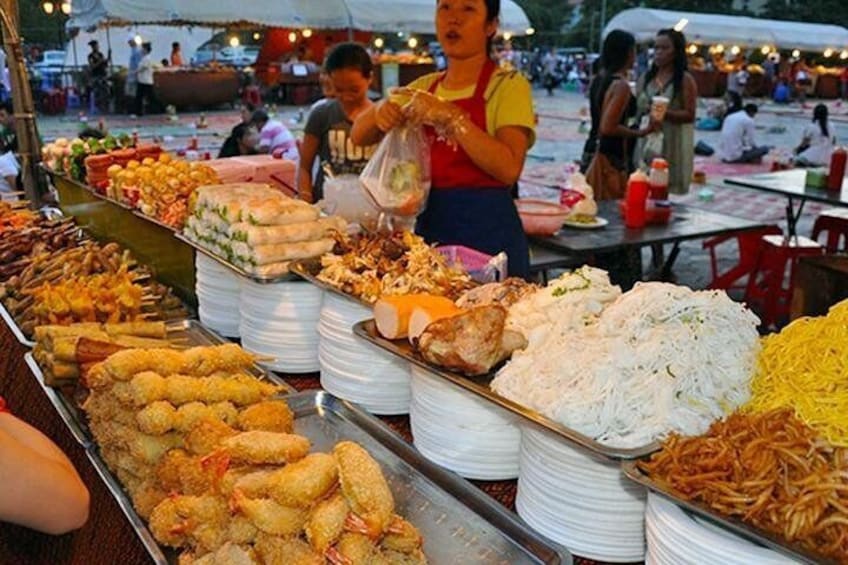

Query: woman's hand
[[403, 90, 463, 130], [375, 99, 405, 132], [640, 118, 663, 137]]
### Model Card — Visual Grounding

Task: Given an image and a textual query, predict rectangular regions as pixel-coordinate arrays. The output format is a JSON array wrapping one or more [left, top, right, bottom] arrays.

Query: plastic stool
[[744, 235, 824, 327], [812, 209, 848, 253], [703, 225, 782, 291], [65, 87, 81, 110]]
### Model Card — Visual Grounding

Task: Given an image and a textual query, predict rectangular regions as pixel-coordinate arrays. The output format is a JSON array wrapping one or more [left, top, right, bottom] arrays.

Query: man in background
[[125, 36, 142, 106], [134, 42, 155, 116], [718, 103, 769, 163]]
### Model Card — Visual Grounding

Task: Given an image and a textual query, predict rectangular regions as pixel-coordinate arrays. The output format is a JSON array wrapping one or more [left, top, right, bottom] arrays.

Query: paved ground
[[35, 88, 845, 310]]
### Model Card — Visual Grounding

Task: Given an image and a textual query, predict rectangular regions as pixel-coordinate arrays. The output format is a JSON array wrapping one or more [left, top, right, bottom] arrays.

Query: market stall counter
[[153, 68, 240, 109]]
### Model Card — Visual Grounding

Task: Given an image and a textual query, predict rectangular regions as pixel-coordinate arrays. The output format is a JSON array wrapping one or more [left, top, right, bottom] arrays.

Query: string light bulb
[[840, 50, 848, 60], [792, 49, 801, 58], [374, 37, 384, 49], [60, 1, 71, 15], [302, 29, 313, 38], [525, 27, 535, 36], [42, 1, 55, 15], [253, 32, 261, 41], [408, 37, 419, 49], [730, 45, 740, 55], [760, 45, 770, 55], [824, 48, 834, 58], [503, 32, 513, 41], [288, 32, 297, 43], [229, 36, 240, 47]]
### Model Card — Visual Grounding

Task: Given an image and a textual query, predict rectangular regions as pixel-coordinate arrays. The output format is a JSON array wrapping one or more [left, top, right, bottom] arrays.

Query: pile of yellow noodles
[[745, 299, 848, 446]]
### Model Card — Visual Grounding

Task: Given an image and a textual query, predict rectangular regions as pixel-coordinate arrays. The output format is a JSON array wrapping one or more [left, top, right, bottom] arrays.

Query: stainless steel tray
[[89, 389, 571, 565], [289, 258, 373, 307], [0, 300, 34, 347], [175, 232, 299, 284], [353, 320, 660, 460], [131, 209, 178, 232], [621, 460, 832, 565], [24, 319, 294, 447]]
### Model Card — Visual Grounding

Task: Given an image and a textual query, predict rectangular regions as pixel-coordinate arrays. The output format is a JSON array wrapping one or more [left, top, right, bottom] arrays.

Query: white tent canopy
[[63, 25, 212, 69], [604, 8, 848, 51], [69, 0, 532, 35]]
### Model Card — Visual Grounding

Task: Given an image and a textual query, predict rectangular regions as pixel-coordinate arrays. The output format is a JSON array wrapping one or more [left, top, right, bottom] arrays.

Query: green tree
[[513, 0, 573, 45], [19, 2, 69, 49], [762, 0, 848, 28]]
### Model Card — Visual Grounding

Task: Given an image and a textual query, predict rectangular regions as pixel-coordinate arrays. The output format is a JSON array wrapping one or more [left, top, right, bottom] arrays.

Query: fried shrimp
[[305, 492, 350, 553], [185, 419, 238, 456], [267, 453, 338, 508], [381, 516, 424, 554], [229, 489, 308, 536], [333, 441, 395, 539], [148, 495, 229, 550], [326, 532, 377, 565], [236, 400, 294, 433], [253, 533, 323, 565], [123, 373, 279, 407], [219, 431, 310, 465]]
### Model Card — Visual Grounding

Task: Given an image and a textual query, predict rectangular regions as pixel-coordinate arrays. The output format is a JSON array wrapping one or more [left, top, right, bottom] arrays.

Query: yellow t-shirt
[[405, 68, 536, 147]]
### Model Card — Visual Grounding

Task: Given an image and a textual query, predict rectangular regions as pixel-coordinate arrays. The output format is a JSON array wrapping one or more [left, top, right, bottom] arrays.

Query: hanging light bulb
[[302, 28, 313, 38], [288, 32, 297, 43], [134, 34, 143, 46], [687, 44, 698, 55], [673, 18, 689, 32], [374, 37, 385, 49], [408, 37, 419, 49], [42, 1, 55, 15], [60, 1, 71, 15], [503, 32, 513, 41], [229, 36, 240, 48], [824, 48, 834, 58], [760, 45, 770, 55], [253, 32, 261, 41], [841, 50, 848, 60], [730, 45, 740, 55], [715, 44, 725, 54], [792, 49, 801, 58]]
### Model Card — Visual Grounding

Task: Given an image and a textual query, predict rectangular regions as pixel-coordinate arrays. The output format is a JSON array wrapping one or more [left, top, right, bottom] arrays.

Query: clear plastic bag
[[359, 125, 431, 218]]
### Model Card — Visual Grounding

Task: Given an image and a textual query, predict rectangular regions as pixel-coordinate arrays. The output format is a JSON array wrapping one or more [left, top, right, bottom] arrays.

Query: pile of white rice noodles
[[492, 282, 761, 448]]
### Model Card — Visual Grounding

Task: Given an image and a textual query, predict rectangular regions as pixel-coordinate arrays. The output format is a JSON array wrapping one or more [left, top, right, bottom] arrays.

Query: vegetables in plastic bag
[[360, 126, 431, 217]]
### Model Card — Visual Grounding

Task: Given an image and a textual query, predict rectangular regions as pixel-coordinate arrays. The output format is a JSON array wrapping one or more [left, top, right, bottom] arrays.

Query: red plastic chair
[[811, 208, 848, 253], [703, 225, 782, 291], [744, 235, 825, 327]]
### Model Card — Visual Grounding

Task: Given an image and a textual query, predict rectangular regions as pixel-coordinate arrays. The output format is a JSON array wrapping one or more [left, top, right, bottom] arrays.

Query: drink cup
[[651, 96, 670, 121]]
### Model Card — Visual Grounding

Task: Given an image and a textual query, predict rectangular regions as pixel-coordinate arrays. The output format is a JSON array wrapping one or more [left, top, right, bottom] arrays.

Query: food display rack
[[48, 171, 197, 308]]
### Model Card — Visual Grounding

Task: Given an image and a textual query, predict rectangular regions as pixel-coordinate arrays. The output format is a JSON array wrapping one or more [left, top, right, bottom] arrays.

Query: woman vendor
[[351, 0, 536, 278]]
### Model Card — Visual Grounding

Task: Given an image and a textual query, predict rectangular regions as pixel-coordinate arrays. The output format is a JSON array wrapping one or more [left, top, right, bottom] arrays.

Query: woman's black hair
[[324, 42, 373, 78], [600, 29, 635, 74], [813, 103, 829, 138], [218, 122, 254, 158], [644, 29, 688, 100]]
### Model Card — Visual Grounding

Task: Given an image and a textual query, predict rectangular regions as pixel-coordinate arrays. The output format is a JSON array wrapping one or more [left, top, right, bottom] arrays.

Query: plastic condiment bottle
[[828, 147, 847, 192], [625, 170, 650, 228], [648, 158, 669, 200]]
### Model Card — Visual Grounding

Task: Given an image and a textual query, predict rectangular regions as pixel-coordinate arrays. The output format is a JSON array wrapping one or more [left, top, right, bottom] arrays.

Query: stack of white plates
[[646, 493, 798, 565], [195, 254, 241, 337], [410, 366, 521, 480], [318, 292, 411, 415], [239, 279, 322, 373], [516, 427, 647, 562]]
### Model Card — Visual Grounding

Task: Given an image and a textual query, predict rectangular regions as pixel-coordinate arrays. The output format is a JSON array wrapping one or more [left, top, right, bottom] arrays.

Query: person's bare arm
[[351, 99, 403, 146], [665, 73, 697, 124], [0, 413, 89, 534], [297, 134, 320, 203], [600, 81, 654, 138]]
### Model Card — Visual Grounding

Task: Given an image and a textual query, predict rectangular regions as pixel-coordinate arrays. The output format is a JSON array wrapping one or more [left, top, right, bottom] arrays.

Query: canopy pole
[[0, 0, 44, 205]]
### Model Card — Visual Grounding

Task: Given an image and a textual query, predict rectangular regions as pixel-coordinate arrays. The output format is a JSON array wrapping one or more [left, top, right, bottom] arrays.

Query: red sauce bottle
[[828, 147, 846, 192], [625, 171, 650, 228]]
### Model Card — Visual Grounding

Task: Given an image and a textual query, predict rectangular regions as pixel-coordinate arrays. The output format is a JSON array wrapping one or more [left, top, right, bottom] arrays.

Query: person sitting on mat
[[718, 103, 769, 164]]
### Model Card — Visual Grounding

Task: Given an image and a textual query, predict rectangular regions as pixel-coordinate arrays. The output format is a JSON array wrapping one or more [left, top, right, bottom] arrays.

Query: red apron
[[425, 59, 503, 189], [416, 59, 530, 278]]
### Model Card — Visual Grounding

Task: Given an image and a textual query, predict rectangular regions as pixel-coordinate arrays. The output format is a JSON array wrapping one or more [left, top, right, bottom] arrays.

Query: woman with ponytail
[[795, 103, 835, 167]]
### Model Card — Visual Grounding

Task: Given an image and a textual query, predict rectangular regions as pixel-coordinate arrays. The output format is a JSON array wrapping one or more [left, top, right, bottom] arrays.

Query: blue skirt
[[416, 187, 530, 279]]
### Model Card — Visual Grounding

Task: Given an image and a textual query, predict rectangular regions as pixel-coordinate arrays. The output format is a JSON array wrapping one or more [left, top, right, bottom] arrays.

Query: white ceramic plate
[[563, 216, 609, 229]]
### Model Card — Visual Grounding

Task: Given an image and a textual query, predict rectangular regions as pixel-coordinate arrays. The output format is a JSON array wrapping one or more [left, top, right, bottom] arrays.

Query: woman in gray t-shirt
[[298, 43, 377, 203]]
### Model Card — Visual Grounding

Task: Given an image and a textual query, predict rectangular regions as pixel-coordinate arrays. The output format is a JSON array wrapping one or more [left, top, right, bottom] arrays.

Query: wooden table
[[533, 200, 770, 288], [725, 169, 848, 238]]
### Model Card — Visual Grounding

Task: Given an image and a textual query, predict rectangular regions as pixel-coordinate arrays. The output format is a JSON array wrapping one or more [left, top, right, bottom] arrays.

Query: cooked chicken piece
[[455, 278, 538, 309], [417, 305, 527, 376]]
